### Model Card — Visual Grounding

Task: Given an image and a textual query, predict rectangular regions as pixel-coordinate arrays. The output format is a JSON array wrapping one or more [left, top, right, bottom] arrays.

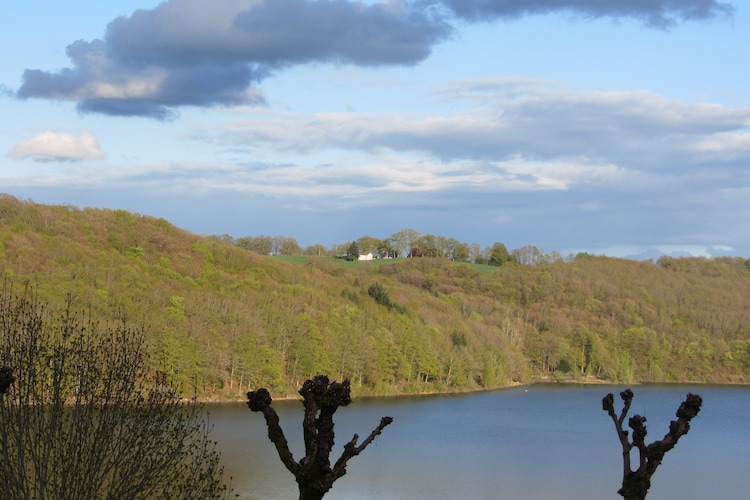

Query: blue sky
[[2, 0, 749, 258]]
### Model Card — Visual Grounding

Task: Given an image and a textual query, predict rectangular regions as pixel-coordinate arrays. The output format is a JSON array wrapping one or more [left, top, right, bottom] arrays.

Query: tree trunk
[[619, 472, 650, 500], [298, 484, 326, 500]]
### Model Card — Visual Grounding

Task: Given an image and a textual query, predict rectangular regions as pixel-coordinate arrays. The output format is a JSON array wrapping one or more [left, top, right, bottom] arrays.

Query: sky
[[2, 0, 749, 259]]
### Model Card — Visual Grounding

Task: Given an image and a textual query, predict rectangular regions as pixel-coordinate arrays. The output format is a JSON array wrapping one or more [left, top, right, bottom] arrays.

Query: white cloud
[[8, 128, 106, 163], [204, 79, 750, 173]]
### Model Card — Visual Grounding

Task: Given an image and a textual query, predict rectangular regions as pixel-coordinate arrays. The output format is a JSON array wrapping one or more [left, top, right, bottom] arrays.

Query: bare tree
[[248, 375, 393, 500], [602, 389, 703, 500], [0, 366, 13, 394], [0, 284, 230, 500]]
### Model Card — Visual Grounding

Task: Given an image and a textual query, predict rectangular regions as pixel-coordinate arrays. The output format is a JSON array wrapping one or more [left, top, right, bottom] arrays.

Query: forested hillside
[[1, 194, 749, 398]]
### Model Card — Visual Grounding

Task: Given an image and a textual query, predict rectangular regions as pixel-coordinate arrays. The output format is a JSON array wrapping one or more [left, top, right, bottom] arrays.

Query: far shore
[[194, 376, 749, 404]]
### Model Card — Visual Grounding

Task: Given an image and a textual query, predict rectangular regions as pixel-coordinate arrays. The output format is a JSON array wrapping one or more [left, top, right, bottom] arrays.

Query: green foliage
[[345, 241, 360, 261], [451, 330, 468, 347], [126, 245, 145, 258], [367, 282, 393, 308], [1, 197, 750, 400], [367, 282, 406, 314], [488, 242, 511, 266]]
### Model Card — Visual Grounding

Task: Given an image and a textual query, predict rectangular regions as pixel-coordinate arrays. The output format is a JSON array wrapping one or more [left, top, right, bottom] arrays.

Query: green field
[[271, 255, 498, 275]]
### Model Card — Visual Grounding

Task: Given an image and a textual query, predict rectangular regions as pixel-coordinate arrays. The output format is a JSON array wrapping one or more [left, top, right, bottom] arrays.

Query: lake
[[207, 384, 750, 499]]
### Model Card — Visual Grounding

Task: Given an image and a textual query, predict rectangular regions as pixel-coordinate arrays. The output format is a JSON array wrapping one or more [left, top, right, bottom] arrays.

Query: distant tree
[[209, 234, 235, 245], [602, 389, 702, 500], [236, 235, 273, 255], [356, 236, 382, 255], [450, 330, 468, 348], [488, 242, 511, 266], [547, 250, 564, 263], [0, 285, 230, 500], [345, 241, 360, 261], [468, 242, 483, 263], [512, 245, 544, 265], [390, 228, 420, 258], [304, 244, 330, 256], [279, 236, 302, 256], [412, 234, 440, 258], [331, 242, 347, 257], [444, 238, 470, 262], [423, 234, 441, 257], [376, 238, 396, 258], [368, 282, 394, 309], [247, 375, 393, 500]]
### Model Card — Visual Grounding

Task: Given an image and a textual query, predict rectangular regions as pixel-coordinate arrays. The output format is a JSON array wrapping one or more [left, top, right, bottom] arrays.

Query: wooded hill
[[1, 195, 749, 398]]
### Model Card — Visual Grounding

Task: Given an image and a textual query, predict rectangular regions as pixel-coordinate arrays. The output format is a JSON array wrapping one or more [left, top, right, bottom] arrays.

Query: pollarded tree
[[248, 375, 393, 500], [0, 284, 230, 500], [602, 389, 702, 500]]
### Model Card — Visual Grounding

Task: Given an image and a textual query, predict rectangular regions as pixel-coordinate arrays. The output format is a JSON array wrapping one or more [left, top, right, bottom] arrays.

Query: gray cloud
[[432, 0, 735, 28], [16, 0, 735, 119], [108, 0, 451, 67], [16, 0, 450, 119]]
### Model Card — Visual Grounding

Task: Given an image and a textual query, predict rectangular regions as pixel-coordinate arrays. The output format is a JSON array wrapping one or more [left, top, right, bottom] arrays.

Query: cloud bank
[[5, 80, 749, 256], [207, 79, 750, 173], [15, 0, 734, 119], [433, 0, 734, 27], [8, 128, 106, 162]]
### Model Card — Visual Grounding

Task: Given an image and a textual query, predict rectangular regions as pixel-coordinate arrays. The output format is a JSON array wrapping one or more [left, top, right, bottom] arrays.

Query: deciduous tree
[[602, 389, 702, 500], [248, 375, 393, 500], [0, 285, 230, 500], [488, 242, 511, 266]]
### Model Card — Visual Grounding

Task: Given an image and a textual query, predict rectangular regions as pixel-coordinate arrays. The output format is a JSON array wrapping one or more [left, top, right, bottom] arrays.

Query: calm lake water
[[207, 384, 750, 499]]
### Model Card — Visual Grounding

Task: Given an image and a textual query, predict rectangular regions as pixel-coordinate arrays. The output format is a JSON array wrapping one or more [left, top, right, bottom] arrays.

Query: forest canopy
[[1, 195, 749, 398]]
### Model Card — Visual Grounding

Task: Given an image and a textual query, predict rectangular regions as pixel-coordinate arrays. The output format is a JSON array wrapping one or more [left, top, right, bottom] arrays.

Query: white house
[[358, 252, 374, 261]]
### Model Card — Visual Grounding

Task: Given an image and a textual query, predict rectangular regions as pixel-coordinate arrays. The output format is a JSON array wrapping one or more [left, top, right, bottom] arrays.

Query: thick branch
[[247, 388, 301, 476], [602, 390, 635, 477], [331, 416, 394, 482], [298, 376, 352, 468], [643, 393, 702, 478], [249, 376, 392, 500]]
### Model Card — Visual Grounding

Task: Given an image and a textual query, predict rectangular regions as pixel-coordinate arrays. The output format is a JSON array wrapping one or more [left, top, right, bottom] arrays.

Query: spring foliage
[[1, 196, 750, 398]]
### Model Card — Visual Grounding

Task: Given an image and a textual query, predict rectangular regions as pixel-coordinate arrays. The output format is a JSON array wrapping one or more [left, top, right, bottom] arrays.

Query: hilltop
[[1, 194, 749, 399]]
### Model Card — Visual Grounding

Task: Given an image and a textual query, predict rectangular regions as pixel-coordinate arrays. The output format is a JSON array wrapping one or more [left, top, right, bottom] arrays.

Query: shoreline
[[194, 376, 750, 404]]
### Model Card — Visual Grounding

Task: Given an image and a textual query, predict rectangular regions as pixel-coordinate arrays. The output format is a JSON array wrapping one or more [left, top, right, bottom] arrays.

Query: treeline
[[1, 195, 749, 398], [227, 228, 562, 265]]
